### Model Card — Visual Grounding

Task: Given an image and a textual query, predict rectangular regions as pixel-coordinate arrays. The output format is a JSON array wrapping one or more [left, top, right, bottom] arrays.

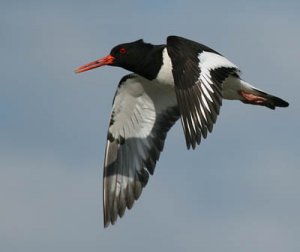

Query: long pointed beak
[[75, 55, 115, 73]]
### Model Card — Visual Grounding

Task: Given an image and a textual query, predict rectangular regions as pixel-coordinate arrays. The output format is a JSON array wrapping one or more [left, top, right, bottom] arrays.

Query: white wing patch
[[194, 52, 240, 133], [199, 51, 238, 70], [109, 80, 156, 140]]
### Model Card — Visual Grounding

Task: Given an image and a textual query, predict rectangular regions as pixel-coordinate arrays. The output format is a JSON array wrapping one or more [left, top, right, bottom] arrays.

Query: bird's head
[[75, 39, 153, 74]]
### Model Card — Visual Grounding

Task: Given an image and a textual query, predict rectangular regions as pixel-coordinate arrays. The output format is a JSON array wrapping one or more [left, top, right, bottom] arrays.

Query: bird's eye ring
[[119, 48, 126, 54]]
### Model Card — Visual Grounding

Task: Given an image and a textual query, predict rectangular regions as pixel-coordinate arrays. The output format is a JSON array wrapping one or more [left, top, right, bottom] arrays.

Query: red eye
[[119, 47, 126, 54]]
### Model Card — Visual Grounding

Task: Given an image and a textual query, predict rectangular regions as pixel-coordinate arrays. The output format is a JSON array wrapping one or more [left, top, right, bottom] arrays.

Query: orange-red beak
[[75, 55, 115, 73]]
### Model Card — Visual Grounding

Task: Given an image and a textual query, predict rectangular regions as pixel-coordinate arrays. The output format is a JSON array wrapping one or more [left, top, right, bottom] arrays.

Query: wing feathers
[[103, 75, 179, 227], [167, 36, 240, 148]]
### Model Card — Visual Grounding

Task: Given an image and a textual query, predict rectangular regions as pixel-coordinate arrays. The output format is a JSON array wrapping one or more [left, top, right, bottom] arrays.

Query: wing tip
[[103, 176, 147, 228]]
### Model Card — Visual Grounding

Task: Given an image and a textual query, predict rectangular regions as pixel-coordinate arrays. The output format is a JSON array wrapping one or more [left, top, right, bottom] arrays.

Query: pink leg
[[239, 91, 267, 105]]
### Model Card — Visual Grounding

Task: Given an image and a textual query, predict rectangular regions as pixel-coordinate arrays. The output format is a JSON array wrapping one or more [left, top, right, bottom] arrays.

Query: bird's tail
[[239, 80, 289, 110]]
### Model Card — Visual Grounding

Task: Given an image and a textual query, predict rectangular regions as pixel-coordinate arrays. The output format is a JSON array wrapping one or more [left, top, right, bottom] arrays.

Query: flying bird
[[75, 35, 289, 227]]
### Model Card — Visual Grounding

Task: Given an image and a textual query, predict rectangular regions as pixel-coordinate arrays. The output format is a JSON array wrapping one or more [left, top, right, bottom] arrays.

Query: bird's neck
[[134, 45, 167, 81]]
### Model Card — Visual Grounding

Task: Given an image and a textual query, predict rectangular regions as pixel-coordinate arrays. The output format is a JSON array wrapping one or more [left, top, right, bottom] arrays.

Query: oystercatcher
[[75, 36, 289, 227]]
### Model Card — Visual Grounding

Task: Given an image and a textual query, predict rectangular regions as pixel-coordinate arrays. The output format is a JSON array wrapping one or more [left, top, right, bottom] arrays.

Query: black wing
[[103, 74, 179, 227], [167, 35, 240, 149]]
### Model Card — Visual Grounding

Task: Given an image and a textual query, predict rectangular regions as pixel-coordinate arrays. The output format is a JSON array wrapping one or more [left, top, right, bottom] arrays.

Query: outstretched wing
[[167, 35, 240, 149], [103, 74, 179, 227]]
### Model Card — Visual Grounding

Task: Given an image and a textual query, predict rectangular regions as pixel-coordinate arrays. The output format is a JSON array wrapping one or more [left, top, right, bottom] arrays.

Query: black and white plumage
[[75, 35, 289, 227], [103, 75, 179, 225]]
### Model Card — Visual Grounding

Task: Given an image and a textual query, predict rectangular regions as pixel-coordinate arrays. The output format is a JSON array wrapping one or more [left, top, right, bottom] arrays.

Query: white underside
[[223, 77, 259, 100]]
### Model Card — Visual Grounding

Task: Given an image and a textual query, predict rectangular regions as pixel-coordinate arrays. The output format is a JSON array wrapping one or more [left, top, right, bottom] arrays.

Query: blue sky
[[1, 1, 299, 251]]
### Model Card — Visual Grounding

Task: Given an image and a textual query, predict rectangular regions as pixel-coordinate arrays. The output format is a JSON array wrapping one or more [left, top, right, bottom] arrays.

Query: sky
[[0, 0, 299, 251]]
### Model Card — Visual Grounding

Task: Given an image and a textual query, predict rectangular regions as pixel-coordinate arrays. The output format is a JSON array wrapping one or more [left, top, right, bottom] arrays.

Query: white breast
[[155, 48, 175, 86]]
